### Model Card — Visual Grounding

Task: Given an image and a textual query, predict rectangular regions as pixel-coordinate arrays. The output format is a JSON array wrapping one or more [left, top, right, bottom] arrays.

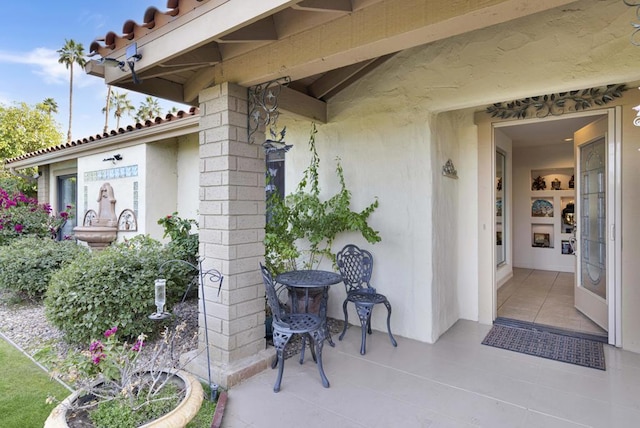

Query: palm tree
[[57, 39, 87, 143], [135, 96, 163, 122], [102, 85, 112, 134], [105, 90, 135, 129], [37, 98, 58, 117]]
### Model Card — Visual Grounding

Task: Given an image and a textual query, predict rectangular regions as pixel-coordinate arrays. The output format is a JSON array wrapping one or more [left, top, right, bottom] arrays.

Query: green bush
[[45, 235, 186, 343], [0, 236, 88, 300]]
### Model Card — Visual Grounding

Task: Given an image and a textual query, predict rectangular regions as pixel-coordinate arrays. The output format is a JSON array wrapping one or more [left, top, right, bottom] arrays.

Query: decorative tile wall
[[84, 165, 138, 182]]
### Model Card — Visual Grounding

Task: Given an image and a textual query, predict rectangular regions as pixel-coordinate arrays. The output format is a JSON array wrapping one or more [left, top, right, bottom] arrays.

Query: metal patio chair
[[260, 263, 330, 392], [336, 244, 398, 355]]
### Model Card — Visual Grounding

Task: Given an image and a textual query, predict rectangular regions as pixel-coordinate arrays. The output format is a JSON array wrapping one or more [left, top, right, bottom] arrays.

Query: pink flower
[[104, 327, 118, 338], [89, 341, 104, 352], [92, 353, 105, 365], [132, 340, 144, 352], [14, 224, 23, 233], [60, 212, 69, 219]]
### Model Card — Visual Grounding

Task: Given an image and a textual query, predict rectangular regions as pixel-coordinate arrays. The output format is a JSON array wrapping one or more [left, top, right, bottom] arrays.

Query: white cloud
[[0, 47, 102, 89]]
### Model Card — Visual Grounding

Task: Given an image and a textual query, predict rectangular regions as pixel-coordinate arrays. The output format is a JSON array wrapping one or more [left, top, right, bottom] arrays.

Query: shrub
[[0, 187, 72, 245], [45, 235, 186, 343], [157, 212, 199, 264], [0, 236, 88, 300]]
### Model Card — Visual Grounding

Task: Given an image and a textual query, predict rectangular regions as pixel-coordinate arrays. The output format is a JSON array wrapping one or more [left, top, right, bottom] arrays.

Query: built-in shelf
[[528, 169, 574, 251]]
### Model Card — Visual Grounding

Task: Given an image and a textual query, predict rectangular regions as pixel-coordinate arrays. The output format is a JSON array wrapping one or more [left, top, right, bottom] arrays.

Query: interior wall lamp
[[97, 42, 143, 84]]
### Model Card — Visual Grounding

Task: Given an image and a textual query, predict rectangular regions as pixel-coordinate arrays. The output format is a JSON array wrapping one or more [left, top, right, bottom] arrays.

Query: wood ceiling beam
[[278, 86, 327, 123], [159, 44, 222, 67], [117, 79, 189, 106], [184, 67, 216, 103], [292, 0, 352, 12], [218, 17, 278, 43], [308, 58, 378, 99]]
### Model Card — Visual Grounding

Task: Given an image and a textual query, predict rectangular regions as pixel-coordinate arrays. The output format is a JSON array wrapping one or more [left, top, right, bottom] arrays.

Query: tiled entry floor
[[497, 268, 606, 336]]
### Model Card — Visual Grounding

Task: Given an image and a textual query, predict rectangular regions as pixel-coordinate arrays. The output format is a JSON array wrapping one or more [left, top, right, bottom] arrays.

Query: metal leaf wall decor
[[486, 84, 627, 120]]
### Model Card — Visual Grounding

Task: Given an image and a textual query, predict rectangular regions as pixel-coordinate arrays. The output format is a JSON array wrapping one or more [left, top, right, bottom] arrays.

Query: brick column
[[184, 82, 273, 388]]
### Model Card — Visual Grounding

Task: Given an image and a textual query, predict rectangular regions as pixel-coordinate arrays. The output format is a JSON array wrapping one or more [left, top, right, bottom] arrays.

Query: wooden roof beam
[[292, 0, 353, 12], [218, 16, 278, 42]]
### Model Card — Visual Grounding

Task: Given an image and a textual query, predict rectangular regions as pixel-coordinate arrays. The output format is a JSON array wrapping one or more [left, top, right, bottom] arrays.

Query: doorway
[[492, 110, 619, 343]]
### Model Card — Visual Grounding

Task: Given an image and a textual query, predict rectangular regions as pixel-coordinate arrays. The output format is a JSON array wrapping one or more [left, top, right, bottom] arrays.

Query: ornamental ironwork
[[247, 77, 291, 144], [486, 84, 627, 119], [624, 0, 640, 45]]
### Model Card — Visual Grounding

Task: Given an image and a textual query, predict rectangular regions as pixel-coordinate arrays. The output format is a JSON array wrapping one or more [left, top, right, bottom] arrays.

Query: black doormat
[[482, 323, 606, 370]]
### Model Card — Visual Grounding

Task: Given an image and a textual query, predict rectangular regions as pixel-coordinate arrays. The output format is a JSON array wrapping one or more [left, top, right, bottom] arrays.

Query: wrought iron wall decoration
[[486, 84, 627, 119], [624, 0, 640, 45], [248, 77, 291, 144], [117, 209, 138, 231], [442, 159, 458, 179]]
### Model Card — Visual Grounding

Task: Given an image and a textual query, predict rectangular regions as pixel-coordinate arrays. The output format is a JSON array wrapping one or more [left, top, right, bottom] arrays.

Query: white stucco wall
[[145, 141, 179, 240], [176, 134, 200, 222], [280, 112, 434, 342], [77, 145, 145, 240]]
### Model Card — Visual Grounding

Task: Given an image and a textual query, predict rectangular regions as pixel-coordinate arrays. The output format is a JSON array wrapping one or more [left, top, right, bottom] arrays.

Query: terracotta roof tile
[[89, 0, 208, 58], [5, 107, 199, 164]]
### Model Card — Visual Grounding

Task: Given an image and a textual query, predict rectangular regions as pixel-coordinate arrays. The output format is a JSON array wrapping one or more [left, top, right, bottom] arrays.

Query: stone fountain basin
[[73, 226, 118, 248]]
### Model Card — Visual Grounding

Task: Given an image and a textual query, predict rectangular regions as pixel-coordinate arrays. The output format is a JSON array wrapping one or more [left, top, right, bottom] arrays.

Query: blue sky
[[0, 1, 189, 142]]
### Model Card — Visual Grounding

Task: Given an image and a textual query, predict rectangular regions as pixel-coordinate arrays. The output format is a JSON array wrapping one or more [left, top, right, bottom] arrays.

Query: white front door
[[573, 116, 616, 338]]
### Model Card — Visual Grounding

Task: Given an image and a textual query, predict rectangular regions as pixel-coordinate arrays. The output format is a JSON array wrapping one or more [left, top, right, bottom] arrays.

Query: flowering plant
[[0, 187, 73, 244], [45, 322, 198, 425]]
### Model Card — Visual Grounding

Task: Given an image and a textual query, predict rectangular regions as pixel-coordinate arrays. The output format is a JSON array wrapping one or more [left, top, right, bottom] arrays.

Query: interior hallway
[[497, 268, 606, 337]]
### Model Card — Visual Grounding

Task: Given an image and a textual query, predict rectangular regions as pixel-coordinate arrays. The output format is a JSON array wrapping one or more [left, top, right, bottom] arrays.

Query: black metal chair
[[336, 244, 397, 355], [260, 263, 330, 392]]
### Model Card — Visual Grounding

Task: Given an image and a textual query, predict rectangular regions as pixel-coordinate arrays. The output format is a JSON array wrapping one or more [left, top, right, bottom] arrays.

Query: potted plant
[[43, 324, 203, 428]]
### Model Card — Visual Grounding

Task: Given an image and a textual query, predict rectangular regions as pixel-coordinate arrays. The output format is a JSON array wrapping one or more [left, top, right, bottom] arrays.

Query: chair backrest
[[260, 263, 285, 322], [336, 244, 373, 293]]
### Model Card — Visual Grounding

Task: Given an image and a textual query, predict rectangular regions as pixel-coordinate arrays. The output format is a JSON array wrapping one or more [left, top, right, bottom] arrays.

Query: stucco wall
[[176, 134, 200, 222], [77, 146, 144, 240], [145, 141, 179, 240], [280, 112, 434, 342]]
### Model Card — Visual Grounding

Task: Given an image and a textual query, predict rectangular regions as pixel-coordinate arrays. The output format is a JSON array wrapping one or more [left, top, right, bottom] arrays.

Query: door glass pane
[[57, 175, 77, 240], [496, 150, 505, 266], [579, 138, 606, 299]]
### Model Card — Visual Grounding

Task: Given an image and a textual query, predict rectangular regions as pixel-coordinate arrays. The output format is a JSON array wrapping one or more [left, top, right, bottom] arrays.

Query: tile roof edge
[[4, 107, 199, 165]]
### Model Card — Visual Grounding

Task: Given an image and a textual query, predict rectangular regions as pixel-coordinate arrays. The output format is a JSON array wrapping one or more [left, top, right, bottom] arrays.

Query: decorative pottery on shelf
[[44, 370, 203, 428], [531, 199, 553, 217]]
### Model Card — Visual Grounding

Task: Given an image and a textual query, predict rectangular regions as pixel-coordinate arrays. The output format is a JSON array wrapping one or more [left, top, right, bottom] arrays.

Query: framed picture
[[561, 240, 572, 255], [533, 233, 550, 247]]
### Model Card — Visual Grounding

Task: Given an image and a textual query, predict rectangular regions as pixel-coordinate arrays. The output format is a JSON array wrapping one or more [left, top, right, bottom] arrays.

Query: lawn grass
[[0, 336, 71, 428]]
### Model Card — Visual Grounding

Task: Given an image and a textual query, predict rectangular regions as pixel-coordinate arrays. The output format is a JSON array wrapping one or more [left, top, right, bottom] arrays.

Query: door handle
[[610, 224, 615, 241]]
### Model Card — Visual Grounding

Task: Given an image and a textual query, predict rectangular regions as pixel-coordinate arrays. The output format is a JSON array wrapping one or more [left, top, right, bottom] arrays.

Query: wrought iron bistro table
[[275, 270, 342, 349]]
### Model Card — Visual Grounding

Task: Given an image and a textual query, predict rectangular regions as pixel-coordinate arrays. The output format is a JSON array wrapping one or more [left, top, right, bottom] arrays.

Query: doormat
[[493, 317, 608, 343], [482, 324, 606, 370]]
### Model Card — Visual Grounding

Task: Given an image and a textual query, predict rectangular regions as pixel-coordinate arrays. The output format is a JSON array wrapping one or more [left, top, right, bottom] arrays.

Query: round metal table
[[275, 270, 342, 347]]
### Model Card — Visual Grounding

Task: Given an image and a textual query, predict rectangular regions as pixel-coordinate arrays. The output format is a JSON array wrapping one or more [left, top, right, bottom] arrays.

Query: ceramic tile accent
[[84, 165, 138, 182], [133, 181, 138, 217]]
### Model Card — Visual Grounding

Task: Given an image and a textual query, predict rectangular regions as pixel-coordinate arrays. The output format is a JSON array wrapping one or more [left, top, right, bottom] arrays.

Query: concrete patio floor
[[221, 320, 640, 427]]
